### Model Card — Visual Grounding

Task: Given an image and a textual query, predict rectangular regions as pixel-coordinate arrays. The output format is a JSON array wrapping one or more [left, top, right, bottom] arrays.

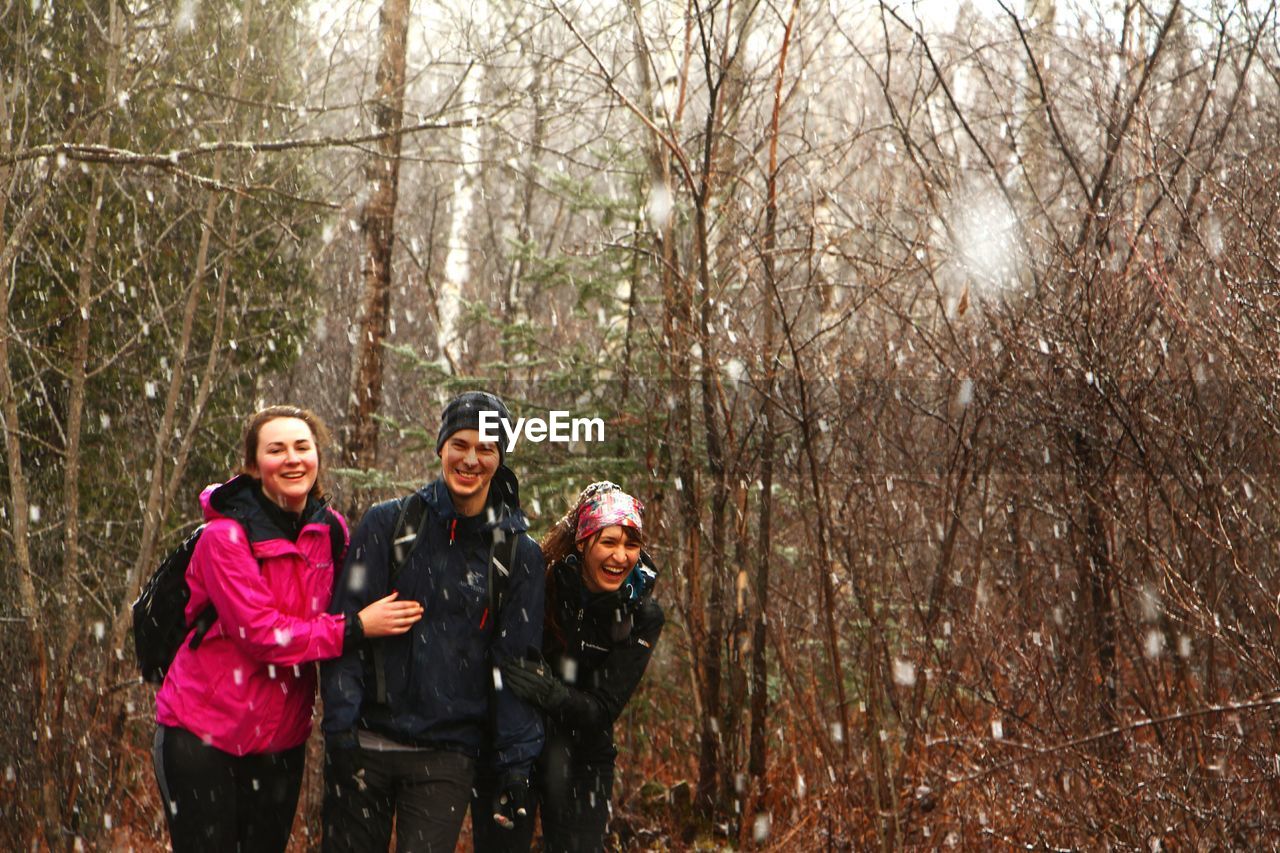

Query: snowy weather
[[4, 0, 1280, 850]]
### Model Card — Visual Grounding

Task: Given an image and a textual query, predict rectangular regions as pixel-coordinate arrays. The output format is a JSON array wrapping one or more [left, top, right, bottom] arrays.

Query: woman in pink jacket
[[153, 405, 422, 852]]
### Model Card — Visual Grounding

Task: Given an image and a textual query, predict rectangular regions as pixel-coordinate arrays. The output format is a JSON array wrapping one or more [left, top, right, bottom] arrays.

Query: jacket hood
[[201, 474, 331, 543], [419, 465, 529, 534]]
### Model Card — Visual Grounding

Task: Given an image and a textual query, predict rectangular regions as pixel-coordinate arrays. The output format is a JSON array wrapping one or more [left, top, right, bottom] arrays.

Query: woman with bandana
[[474, 481, 664, 852]]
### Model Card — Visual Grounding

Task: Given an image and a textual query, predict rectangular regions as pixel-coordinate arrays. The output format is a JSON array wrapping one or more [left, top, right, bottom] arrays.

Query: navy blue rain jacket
[[321, 467, 545, 773]]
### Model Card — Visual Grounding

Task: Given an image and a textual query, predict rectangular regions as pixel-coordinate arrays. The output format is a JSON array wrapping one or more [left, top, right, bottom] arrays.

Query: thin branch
[[0, 116, 488, 168], [548, 0, 696, 189], [1000, 0, 1091, 199], [940, 693, 1280, 789]]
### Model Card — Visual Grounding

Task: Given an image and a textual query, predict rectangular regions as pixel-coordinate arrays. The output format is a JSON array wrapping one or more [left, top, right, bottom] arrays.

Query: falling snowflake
[[892, 658, 916, 687]]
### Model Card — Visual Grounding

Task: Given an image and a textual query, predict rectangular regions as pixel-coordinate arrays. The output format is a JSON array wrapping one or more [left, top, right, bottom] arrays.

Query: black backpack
[[131, 525, 219, 685], [132, 516, 346, 685]]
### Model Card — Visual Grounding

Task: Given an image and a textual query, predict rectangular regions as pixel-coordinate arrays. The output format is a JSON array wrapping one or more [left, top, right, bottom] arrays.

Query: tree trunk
[[0, 165, 57, 845], [347, 0, 410, 468], [436, 12, 486, 371], [1073, 428, 1119, 731], [504, 61, 544, 330], [694, 193, 727, 821], [747, 6, 798, 838]]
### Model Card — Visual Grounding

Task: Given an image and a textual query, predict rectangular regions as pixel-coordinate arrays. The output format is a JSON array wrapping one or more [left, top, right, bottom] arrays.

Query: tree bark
[[1073, 428, 1119, 731], [435, 56, 482, 372], [0, 152, 56, 848], [347, 0, 410, 468], [747, 6, 799, 836]]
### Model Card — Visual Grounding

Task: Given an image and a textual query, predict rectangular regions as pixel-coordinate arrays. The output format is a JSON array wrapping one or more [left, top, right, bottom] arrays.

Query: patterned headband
[[573, 482, 644, 542]]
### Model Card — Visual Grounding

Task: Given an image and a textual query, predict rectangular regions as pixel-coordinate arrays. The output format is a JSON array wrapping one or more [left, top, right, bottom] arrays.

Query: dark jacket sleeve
[[320, 500, 397, 741], [492, 533, 546, 772], [550, 598, 664, 731]]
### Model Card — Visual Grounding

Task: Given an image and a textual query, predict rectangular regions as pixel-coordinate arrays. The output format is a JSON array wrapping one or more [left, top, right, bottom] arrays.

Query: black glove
[[325, 729, 359, 751], [500, 657, 570, 712], [491, 769, 529, 830], [324, 737, 365, 793]]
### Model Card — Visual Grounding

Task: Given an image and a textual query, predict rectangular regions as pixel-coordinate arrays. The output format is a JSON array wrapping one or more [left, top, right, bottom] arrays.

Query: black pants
[[473, 736, 615, 853], [153, 724, 305, 853], [322, 744, 475, 852]]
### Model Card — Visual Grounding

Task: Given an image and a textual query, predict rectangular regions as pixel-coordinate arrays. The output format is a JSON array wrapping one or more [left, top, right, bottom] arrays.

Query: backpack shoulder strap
[[486, 528, 523, 629], [325, 510, 347, 570], [372, 492, 427, 706], [389, 492, 428, 587]]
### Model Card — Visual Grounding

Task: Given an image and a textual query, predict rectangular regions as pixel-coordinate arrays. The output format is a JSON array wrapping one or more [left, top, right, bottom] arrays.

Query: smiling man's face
[[439, 428, 499, 516]]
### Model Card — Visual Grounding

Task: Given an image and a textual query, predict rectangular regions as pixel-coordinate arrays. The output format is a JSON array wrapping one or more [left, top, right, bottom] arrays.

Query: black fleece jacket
[[543, 553, 664, 765]]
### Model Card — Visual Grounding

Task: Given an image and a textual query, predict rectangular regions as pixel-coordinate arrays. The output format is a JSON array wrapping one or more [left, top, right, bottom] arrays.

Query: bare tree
[[346, 0, 410, 474]]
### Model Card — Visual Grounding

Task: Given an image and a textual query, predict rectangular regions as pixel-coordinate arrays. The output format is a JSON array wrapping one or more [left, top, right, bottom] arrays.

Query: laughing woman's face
[[579, 525, 642, 593], [248, 417, 318, 513]]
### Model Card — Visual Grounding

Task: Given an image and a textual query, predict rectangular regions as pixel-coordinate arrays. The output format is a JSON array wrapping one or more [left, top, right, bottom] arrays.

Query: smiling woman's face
[[248, 417, 318, 513], [579, 525, 642, 593]]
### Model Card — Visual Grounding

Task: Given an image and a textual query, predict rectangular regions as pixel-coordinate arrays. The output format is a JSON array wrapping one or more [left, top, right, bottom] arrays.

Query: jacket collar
[[555, 555, 625, 612], [202, 474, 329, 544], [419, 465, 529, 534], [554, 550, 658, 612]]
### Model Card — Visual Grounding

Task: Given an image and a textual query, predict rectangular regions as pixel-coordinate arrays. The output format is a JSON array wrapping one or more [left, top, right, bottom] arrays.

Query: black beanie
[[435, 391, 512, 461]]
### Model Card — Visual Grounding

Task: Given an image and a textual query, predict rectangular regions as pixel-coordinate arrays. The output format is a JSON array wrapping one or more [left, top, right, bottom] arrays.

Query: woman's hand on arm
[[356, 591, 423, 638]]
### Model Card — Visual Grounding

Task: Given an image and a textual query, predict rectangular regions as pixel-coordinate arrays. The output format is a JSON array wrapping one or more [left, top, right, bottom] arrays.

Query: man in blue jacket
[[322, 391, 544, 851]]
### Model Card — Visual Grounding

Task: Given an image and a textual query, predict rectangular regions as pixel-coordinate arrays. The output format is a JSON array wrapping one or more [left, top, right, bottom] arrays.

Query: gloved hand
[[500, 656, 570, 712], [492, 770, 530, 830], [324, 736, 366, 793]]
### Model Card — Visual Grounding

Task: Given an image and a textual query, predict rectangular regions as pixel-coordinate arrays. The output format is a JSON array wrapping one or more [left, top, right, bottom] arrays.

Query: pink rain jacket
[[156, 477, 349, 755]]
